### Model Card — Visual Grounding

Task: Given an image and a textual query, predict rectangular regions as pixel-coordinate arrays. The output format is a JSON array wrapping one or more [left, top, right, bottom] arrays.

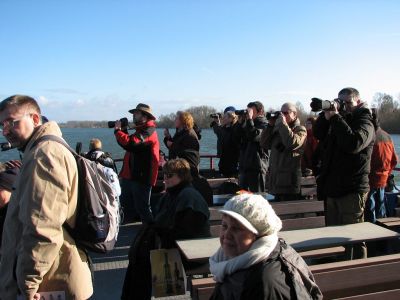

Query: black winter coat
[[164, 128, 200, 175], [313, 104, 375, 198], [210, 239, 322, 300], [121, 182, 210, 300], [212, 123, 240, 176], [235, 116, 269, 173]]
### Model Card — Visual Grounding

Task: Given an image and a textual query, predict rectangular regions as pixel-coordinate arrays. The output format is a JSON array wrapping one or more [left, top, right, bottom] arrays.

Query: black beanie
[[0, 167, 19, 192]]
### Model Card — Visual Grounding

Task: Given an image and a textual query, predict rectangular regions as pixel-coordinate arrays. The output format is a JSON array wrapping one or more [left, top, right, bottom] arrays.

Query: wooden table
[[177, 222, 400, 262]]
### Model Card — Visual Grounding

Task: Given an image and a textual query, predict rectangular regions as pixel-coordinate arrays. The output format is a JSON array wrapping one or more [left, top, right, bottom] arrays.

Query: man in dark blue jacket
[[314, 87, 375, 259]]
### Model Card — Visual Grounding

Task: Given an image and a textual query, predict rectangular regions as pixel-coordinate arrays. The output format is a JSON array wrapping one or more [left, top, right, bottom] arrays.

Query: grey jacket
[[261, 118, 307, 195]]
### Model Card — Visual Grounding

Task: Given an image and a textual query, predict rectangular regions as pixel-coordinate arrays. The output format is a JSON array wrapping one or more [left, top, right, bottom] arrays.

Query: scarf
[[209, 234, 278, 283]]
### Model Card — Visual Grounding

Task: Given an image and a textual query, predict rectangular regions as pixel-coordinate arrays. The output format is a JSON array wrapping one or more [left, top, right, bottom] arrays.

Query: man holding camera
[[114, 103, 160, 224], [261, 103, 307, 201], [211, 106, 240, 177], [235, 101, 269, 192], [313, 87, 375, 259]]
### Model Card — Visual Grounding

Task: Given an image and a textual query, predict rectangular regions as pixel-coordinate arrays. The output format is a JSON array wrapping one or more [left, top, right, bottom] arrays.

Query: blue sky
[[0, 0, 399, 122]]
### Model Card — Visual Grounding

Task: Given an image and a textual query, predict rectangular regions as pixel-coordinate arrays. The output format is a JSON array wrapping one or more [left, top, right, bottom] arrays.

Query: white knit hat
[[220, 193, 282, 236]]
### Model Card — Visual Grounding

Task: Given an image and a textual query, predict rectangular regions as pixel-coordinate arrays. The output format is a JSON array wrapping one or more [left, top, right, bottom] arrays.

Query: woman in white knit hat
[[209, 193, 322, 300]]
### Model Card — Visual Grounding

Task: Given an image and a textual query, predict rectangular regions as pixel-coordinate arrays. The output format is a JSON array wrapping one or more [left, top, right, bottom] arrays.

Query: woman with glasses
[[121, 158, 210, 300]]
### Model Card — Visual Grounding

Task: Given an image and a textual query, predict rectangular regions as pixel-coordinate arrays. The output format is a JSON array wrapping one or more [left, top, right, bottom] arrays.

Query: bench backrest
[[209, 200, 324, 225], [210, 215, 326, 237]]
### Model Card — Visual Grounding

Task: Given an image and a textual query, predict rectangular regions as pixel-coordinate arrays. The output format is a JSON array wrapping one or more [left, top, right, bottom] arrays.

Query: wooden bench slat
[[309, 253, 400, 273], [336, 288, 400, 300], [281, 216, 325, 231], [298, 246, 345, 259], [314, 261, 400, 299], [300, 176, 317, 185], [272, 200, 324, 215]]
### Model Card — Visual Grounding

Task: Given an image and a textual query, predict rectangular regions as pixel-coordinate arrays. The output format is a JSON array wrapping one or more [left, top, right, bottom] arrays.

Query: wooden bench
[[190, 254, 400, 300], [310, 253, 400, 299], [376, 217, 400, 231], [209, 200, 325, 227]]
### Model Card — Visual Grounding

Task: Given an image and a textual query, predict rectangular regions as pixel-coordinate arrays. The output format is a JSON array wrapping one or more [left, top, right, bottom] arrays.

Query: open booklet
[[150, 248, 190, 299]]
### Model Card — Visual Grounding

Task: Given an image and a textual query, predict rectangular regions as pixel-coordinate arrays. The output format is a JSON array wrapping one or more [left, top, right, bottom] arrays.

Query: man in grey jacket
[[261, 102, 307, 201]]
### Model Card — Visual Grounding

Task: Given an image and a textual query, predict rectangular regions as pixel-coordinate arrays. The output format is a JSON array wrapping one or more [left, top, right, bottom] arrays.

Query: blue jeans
[[366, 187, 387, 223], [120, 178, 153, 224]]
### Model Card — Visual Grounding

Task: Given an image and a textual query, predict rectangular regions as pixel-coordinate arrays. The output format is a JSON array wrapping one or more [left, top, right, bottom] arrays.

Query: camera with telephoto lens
[[0, 142, 13, 151], [310, 98, 344, 112], [108, 117, 129, 128], [266, 111, 281, 120], [235, 109, 247, 116], [210, 113, 222, 118]]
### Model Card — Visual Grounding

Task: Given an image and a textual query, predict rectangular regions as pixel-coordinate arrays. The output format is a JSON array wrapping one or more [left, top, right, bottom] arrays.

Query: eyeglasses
[[164, 173, 176, 179], [0, 113, 31, 130], [281, 111, 290, 115]]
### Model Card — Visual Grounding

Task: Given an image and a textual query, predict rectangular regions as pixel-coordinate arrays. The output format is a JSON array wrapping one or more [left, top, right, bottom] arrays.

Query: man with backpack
[[114, 103, 160, 224], [0, 95, 93, 299]]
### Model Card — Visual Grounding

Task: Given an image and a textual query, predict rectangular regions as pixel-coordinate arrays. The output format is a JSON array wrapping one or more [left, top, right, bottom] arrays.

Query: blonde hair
[[89, 138, 102, 151], [177, 111, 194, 130]]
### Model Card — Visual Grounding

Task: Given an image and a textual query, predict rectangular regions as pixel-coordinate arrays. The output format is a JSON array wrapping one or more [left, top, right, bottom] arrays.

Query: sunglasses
[[281, 111, 290, 115], [164, 173, 176, 179]]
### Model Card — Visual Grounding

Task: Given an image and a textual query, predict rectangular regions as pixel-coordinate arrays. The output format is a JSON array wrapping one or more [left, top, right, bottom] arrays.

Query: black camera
[[0, 142, 13, 151], [108, 117, 129, 129], [310, 98, 344, 112], [210, 113, 222, 118], [235, 109, 247, 116], [266, 111, 281, 120]]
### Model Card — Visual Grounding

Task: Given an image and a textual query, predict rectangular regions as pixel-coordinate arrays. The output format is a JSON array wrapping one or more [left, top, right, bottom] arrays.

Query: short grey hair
[[281, 102, 297, 113]]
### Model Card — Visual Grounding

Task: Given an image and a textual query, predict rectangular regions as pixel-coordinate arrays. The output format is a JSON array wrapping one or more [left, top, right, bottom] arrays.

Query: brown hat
[[128, 103, 156, 120]]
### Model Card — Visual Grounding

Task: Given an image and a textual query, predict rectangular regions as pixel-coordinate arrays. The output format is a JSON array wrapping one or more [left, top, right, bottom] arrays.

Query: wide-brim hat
[[129, 103, 156, 120]]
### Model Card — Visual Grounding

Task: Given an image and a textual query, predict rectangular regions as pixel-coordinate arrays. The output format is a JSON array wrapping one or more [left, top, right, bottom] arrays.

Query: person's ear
[[32, 113, 41, 127]]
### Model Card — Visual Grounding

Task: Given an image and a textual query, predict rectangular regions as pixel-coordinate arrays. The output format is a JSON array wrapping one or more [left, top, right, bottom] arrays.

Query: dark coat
[[212, 123, 240, 177], [235, 116, 269, 173], [121, 182, 210, 300], [210, 239, 322, 300], [164, 128, 200, 175], [313, 104, 375, 198]]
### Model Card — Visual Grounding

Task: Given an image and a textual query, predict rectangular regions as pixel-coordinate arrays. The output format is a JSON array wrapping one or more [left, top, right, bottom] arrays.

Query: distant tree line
[[372, 92, 400, 134], [61, 93, 400, 134], [59, 120, 109, 128]]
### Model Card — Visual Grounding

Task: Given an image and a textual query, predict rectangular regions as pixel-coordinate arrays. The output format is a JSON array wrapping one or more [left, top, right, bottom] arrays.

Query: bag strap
[[31, 135, 78, 157], [30, 135, 79, 238]]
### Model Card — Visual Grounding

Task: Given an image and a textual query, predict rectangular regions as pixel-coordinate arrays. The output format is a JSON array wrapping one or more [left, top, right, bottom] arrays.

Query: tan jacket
[[0, 122, 93, 300], [261, 118, 307, 195]]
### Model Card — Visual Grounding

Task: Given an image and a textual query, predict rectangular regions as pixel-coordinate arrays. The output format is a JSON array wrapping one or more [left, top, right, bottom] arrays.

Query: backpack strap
[[31, 135, 78, 157], [30, 135, 79, 238]]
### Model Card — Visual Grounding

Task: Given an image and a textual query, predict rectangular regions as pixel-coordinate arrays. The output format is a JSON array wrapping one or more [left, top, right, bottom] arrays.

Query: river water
[[1, 128, 399, 180]]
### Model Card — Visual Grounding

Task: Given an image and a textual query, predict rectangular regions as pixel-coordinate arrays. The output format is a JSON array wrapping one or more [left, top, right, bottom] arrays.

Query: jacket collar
[[24, 121, 63, 153]]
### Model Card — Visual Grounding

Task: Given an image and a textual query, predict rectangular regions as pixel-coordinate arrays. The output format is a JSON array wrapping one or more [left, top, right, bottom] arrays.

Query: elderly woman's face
[[163, 172, 182, 189], [220, 214, 256, 258]]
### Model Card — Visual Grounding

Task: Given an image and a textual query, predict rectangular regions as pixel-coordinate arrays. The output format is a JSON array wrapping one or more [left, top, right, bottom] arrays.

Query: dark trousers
[[326, 192, 368, 259], [120, 178, 153, 224], [239, 171, 267, 193]]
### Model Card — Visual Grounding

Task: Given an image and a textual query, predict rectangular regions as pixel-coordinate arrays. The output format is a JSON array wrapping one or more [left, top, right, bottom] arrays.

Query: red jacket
[[369, 128, 398, 189], [302, 129, 319, 172], [115, 120, 160, 186]]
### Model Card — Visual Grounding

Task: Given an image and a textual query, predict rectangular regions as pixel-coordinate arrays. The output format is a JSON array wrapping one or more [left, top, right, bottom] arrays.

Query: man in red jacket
[[367, 109, 398, 223], [114, 103, 160, 224]]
